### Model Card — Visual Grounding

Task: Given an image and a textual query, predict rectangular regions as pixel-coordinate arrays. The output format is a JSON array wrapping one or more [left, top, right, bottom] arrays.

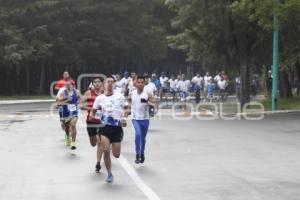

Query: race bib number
[[68, 104, 77, 112]]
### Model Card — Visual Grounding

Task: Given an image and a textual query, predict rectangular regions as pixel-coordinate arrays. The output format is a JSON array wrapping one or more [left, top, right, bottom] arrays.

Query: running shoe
[[106, 173, 113, 183], [70, 141, 76, 150], [95, 162, 101, 173], [135, 154, 140, 164], [140, 154, 145, 163]]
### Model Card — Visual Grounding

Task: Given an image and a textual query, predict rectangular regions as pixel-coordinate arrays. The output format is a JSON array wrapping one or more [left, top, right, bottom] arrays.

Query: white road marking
[[118, 155, 161, 200]]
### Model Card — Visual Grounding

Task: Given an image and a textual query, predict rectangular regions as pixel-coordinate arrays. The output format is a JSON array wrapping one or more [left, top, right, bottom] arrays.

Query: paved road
[[0, 102, 300, 200]]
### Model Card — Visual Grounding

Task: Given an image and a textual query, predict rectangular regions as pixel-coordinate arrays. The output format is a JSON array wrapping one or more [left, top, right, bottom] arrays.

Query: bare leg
[[112, 143, 121, 158], [69, 117, 78, 142], [96, 135, 103, 163], [101, 135, 111, 175]]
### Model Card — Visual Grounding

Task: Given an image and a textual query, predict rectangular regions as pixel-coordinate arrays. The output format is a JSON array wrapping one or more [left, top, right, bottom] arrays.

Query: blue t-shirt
[[152, 79, 161, 90], [207, 83, 215, 95]]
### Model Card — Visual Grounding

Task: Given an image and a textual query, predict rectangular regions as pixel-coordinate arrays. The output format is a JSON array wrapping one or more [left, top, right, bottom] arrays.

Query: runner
[[204, 72, 212, 95], [144, 74, 157, 117], [206, 78, 216, 102], [56, 80, 81, 150], [191, 73, 203, 104], [159, 72, 169, 101], [55, 71, 71, 130], [128, 76, 157, 164], [92, 76, 129, 183], [177, 74, 191, 111], [114, 74, 123, 94], [80, 77, 104, 173], [214, 71, 222, 83], [55, 71, 70, 92], [151, 74, 161, 96], [128, 72, 137, 95], [169, 75, 178, 102], [120, 71, 132, 97], [217, 76, 228, 102]]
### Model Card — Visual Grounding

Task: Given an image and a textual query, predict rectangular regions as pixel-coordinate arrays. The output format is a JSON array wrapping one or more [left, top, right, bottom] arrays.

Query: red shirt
[[55, 79, 66, 90], [86, 89, 102, 124]]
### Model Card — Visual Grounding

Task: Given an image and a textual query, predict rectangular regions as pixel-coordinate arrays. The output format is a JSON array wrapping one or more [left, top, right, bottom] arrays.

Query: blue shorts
[[180, 91, 189, 101]]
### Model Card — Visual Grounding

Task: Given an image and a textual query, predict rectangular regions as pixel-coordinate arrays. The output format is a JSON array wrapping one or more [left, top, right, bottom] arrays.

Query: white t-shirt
[[217, 80, 228, 90], [131, 90, 150, 120], [191, 76, 203, 87], [56, 87, 66, 98], [160, 76, 169, 88], [169, 79, 178, 90], [204, 76, 212, 87], [177, 80, 190, 92], [93, 92, 126, 126], [128, 79, 136, 95], [144, 82, 157, 95], [214, 75, 222, 82], [120, 77, 132, 90], [115, 80, 123, 94]]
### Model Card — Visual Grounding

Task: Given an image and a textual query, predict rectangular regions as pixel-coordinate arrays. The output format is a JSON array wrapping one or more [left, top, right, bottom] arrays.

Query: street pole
[[272, 1, 279, 111]]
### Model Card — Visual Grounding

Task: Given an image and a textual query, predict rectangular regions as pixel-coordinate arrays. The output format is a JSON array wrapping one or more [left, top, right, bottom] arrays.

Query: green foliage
[[0, 0, 170, 70]]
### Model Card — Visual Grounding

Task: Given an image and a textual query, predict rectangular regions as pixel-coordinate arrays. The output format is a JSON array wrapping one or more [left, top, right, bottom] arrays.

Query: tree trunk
[[240, 58, 250, 107], [295, 60, 300, 80], [10, 65, 15, 96], [26, 65, 30, 95], [38, 62, 45, 95], [279, 68, 292, 98]]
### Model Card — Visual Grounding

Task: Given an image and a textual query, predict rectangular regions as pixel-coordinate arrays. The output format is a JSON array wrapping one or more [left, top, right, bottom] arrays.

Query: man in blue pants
[[129, 76, 157, 164]]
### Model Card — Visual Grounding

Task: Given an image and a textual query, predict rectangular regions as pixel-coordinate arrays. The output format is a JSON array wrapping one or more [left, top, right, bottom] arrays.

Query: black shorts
[[87, 123, 100, 137], [97, 125, 124, 143]]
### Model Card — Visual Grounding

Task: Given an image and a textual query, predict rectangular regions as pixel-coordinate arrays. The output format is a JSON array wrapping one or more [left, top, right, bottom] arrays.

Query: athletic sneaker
[[106, 173, 113, 183], [70, 141, 76, 150], [140, 154, 145, 163], [64, 134, 71, 146], [95, 162, 101, 173], [135, 154, 140, 164]]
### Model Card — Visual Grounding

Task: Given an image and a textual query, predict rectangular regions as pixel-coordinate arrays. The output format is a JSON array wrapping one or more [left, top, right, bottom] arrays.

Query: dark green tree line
[[0, 0, 186, 95]]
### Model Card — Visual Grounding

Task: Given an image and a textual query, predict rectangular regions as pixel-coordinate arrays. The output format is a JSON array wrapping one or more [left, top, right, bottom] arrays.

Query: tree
[[166, 0, 271, 106]]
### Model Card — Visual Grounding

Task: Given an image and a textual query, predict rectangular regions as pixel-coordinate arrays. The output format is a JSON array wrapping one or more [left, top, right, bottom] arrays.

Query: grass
[[0, 95, 52, 100], [198, 96, 300, 114], [261, 96, 300, 111]]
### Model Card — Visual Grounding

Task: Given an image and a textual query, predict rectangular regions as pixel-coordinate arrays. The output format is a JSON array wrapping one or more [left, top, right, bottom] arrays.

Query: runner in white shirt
[[217, 76, 228, 102], [91, 76, 129, 183], [169, 75, 178, 101], [177, 74, 190, 101], [144, 74, 157, 117], [128, 76, 156, 164], [56, 80, 81, 150], [191, 74, 203, 87], [144, 75, 157, 95], [126, 72, 137, 96], [214, 72, 222, 83], [114, 74, 123, 93], [55, 78, 75, 139], [204, 72, 212, 95], [120, 71, 132, 96], [191, 73, 203, 104], [159, 72, 169, 100]]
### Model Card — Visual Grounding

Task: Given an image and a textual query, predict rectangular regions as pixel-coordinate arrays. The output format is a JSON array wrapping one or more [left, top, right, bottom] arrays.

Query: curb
[[0, 99, 55, 105], [199, 108, 300, 116]]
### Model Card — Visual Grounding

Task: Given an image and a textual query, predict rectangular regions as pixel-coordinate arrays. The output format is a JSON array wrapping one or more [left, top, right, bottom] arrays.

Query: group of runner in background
[[86, 70, 231, 104]]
